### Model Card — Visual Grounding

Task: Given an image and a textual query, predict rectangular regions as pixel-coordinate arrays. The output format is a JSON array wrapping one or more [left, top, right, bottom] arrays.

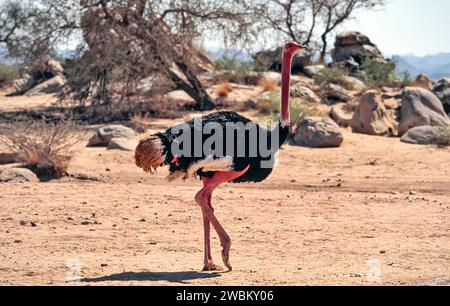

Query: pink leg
[[200, 177, 218, 271], [196, 166, 249, 272]]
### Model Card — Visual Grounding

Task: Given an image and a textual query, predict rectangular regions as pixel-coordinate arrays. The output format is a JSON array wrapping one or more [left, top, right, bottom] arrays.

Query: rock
[[253, 47, 311, 74], [322, 83, 352, 103], [401, 126, 450, 146], [293, 117, 344, 148], [414, 74, 433, 89], [46, 59, 64, 76], [107, 137, 139, 151], [0, 168, 39, 183], [331, 32, 387, 73], [25, 75, 66, 96], [351, 90, 398, 136], [290, 84, 321, 103], [431, 78, 450, 115], [87, 125, 135, 147], [398, 87, 450, 136], [344, 76, 366, 92], [331, 103, 353, 128], [303, 65, 325, 78], [261, 72, 282, 85]]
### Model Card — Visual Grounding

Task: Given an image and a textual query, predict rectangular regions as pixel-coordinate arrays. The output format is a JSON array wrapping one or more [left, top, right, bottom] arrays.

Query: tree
[[1, 0, 258, 113], [255, 0, 384, 63]]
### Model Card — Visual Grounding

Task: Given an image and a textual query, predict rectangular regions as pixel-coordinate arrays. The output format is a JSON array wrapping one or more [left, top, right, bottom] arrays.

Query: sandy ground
[[0, 92, 449, 286]]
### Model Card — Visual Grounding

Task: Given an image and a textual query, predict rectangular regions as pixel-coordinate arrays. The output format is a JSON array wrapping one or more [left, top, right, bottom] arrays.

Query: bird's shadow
[[79, 271, 220, 284]]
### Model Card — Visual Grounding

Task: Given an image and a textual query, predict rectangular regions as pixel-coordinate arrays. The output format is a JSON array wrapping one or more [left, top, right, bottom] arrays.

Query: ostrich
[[135, 42, 306, 272]]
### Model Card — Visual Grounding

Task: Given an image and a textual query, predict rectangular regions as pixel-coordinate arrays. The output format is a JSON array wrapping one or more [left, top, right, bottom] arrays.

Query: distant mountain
[[393, 53, 450, 80]]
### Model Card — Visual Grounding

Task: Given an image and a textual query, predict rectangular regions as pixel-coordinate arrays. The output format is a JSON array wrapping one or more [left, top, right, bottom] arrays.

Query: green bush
[[314, 67, 354, 90], [358, 57, 397, 87], [257, 92, 327, 122], [215, 56, 261, 85], [0, 63, 18, 85]]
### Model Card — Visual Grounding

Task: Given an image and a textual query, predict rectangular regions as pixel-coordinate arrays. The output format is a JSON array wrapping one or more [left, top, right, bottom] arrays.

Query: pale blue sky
[[344, 0, 450, 56]]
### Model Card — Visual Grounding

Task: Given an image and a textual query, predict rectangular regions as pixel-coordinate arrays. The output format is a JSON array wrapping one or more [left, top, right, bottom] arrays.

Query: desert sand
[[0, 92, 449, 286]]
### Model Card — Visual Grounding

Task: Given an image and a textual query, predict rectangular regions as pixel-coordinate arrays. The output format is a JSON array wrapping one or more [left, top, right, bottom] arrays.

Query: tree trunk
[[319, 34, 328, 65], [165, 66, 216, 111]]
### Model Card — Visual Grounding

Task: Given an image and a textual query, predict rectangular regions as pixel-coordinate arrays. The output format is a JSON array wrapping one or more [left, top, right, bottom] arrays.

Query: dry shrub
[[0, 119, 84, 181], [215, 81, 233, 98], [131, 113, 151, 133], [258, 78, 278, 92]]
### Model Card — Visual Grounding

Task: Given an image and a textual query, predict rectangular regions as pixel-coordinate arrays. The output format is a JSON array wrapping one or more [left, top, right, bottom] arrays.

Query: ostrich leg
[[200, 177, 218, 271], [196, 166, 249, 272]]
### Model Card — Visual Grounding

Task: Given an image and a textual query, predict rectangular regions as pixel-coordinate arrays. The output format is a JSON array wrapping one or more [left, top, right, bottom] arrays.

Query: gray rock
[[107, 137, 139, 151], [293, 117, 344, 148], [290, 84, 321, 103], [25, 75, 66, 96], [331, 32, 387, 73], [331, 103, 353, 128], [0, 168, 39, 183], [253, 47, 311, 74], [401, 126, 450, 146], [303, 65, 325, 78], [88, 125, 136, 147], [431, 78, 450, 115], [322, 83, 352, 103], [398, 87, 450, 136], [351, 90, 398, 136]]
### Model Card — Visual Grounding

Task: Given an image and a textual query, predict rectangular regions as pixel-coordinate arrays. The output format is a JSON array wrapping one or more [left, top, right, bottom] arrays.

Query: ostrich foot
[[202, 262, 224, 272], [222, 246, 232, 272]]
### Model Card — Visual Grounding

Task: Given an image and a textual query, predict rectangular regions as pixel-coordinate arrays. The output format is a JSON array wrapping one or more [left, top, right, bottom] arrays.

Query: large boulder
[[293, 117, 344, 148], [0, 168, 39, 183], [25, 75, 66, 96], [303, 65, 325, 78], [401, 126, 450, 146], [351, 90, 398, 136], [87, 125, 136, 147], [107, 137, 139, 152], [431, 78, 450, 115], [331, 103, 353, 128], [398, 87, 450, 136], [331, 32, 387, 73], [290, 84, 321, 103], [322, 83, 352, 103], [253, 47, 311, 74]]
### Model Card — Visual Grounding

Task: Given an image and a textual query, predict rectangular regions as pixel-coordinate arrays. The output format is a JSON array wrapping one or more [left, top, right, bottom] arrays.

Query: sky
[[343, 0, 450, 56]]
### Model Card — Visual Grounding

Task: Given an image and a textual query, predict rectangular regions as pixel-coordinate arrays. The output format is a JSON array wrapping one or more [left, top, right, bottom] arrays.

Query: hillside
[[394, 53, 450, 79]]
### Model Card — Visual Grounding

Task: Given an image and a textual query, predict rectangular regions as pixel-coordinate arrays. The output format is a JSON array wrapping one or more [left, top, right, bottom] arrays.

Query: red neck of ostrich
[[280, 49, 295, 128]]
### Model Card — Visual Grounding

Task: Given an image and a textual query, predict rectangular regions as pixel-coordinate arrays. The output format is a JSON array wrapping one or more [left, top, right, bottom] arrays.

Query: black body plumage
[[154, 111, 289, 183]]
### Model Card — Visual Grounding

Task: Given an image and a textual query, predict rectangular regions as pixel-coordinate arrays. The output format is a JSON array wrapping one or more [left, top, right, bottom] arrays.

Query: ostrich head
[[284, 41, 307, 56]]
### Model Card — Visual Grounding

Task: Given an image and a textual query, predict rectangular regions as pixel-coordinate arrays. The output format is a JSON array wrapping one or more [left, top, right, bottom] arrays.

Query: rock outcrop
[[398, 87, 450, 136], [322, 83, 352, 103], [290, 84, 321, 103], [351, 90, 398, 136], [293, 117, 344, 148], [253, 47, 310, 74], [331, 32, 387, 74]]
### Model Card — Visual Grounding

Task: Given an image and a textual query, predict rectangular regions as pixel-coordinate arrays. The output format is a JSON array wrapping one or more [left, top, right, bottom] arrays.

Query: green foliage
[[0, 63, 18, 85], [358, 57, 397, 87], [314, 67, 354, 90], [215, 56, 261, 85], [257, 92, 327, 122]]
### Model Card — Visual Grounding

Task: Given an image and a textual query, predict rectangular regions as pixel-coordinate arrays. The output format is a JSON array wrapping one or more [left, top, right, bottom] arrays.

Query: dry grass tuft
[[215, 81, 233, 98], [131, 113, 151, 134], [0, 119, 84, 181], [258, 78, 278, 92]]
